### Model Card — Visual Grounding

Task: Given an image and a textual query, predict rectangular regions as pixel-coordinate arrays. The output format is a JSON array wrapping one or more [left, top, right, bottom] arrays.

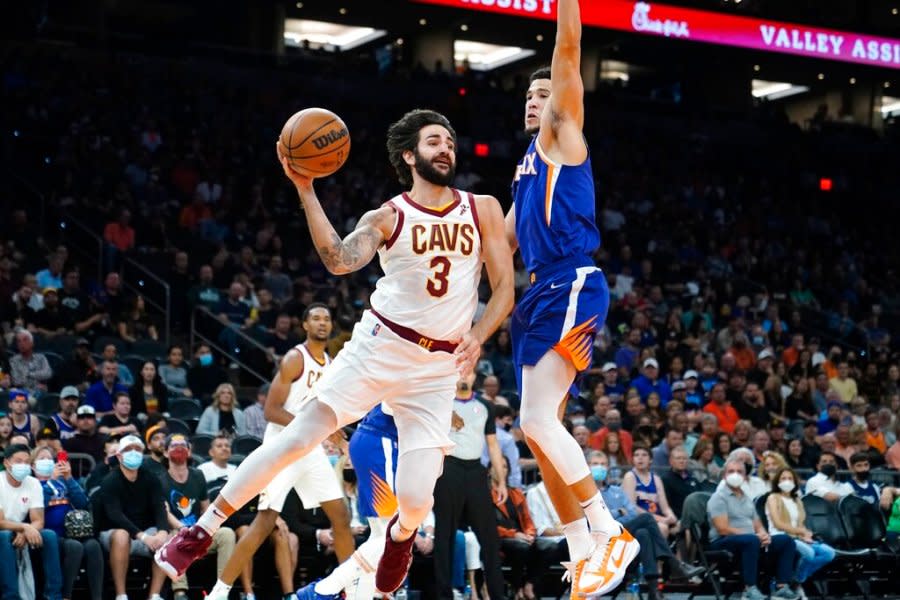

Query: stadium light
[[881, 96, 900, 115], [284, 19, 386, 51], [454, 40, 535, 71], [751, 79, 809, 100]]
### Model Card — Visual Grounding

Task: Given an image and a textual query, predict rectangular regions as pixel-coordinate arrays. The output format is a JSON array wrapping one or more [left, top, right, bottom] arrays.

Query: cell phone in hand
[[57, 451, 69, 463]]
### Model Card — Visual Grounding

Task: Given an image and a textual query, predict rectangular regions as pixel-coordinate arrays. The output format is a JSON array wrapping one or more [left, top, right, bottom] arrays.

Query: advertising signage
[[413, 0, 900, 70]]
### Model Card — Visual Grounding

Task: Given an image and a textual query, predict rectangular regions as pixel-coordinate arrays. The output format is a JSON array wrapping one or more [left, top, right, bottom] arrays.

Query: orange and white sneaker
[[569, 525, 640, 599]]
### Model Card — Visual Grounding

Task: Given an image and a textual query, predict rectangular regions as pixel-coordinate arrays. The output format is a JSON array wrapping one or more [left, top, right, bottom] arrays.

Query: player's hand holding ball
[[277, 107, 350, 192]]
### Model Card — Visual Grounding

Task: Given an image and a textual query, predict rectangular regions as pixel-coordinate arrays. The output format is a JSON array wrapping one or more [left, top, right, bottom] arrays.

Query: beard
[[414, 149, 456, 186]]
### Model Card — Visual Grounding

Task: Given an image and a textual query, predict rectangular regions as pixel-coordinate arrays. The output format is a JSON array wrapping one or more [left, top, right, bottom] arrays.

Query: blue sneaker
[[296, 580, 342, 600]]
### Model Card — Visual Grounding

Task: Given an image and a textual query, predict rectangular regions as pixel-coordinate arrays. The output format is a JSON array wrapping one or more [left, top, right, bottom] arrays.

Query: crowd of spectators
[[1, 36, 900, 599]]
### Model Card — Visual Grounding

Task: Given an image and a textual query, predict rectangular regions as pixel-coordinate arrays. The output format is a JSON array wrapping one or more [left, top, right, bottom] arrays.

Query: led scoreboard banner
[[413, 0, 900, 70]]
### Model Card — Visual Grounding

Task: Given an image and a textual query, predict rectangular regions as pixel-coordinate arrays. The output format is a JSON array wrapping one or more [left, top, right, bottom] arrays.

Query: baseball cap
[[672, 381, 687, 392], [76, 405, 96, 417], [770, 418, 787, 429], [145, 425, 169, 445], [643, 358, 659, 369], [758, 348, 775, 361], [118, 434, 145, 451], [8, 389, 28, 403], [601, 362, 618, 373], [827, 400, 843, 410], [42, 287, 58, 296], [75, 337, 90, 347], [60, 386, 80, 399], [684, 370, 699, 380]]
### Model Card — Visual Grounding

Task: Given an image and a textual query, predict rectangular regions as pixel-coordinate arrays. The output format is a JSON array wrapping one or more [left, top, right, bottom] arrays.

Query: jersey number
[[426, 257, 451, 297]]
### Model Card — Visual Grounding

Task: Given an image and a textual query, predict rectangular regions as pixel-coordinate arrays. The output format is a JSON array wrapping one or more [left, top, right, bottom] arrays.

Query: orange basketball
[[278, 108, 350, 178]]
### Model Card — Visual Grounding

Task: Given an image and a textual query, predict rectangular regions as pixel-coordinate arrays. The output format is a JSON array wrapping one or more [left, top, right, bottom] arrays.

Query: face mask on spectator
[[328, 454, 340, 467], [168, 446, 190, 465], [198, 353, 213, 367], [34, 459, 54, 478], [571, 417, 585, 426], [10, 464, 31, 482], [607, 422, 621, 432], [122, 450, 143, 470], [591, 465, 608, 482], [821, 464, 837, 477], [343, 469, 357, 484], [752, 336, 764, 345], [778, 480, 795, 493], [725, 472, 744, 488]]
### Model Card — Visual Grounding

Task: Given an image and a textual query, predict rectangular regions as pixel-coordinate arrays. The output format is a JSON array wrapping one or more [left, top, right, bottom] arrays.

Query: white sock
[[562, 519, 592, 562], [209, 580, 232, 597], [316, 525, 384, 595], [115, 595, 128, 600], [580, 492, 618, 536], [196, 505, 228, 536]]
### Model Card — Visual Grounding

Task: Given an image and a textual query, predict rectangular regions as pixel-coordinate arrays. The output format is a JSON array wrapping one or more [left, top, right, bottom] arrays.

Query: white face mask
[[725, 472, 745, 489], [778, 480, 795, 493]]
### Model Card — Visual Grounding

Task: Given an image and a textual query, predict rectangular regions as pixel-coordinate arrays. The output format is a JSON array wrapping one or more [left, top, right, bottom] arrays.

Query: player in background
[[155, 109, 514, 596], [297, 403, 399, 600], [207, 304, 353, 600], [507, 0, 640, 596]]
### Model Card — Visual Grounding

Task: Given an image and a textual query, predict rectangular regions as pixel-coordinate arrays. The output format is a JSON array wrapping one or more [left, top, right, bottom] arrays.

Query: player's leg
[[207, 509, 280, 599], [319, 498, 354, 562]]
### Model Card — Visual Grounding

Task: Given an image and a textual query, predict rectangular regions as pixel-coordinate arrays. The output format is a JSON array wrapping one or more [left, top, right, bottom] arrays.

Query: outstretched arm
[[539, 0, 587, 164], [278, 148, 394, 275]]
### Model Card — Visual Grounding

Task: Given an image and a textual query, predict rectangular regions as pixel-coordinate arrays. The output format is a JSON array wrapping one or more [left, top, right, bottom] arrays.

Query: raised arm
[[539, 0, 587, 165], [454, 195, 515, 375], [278, 147, 395, 275]]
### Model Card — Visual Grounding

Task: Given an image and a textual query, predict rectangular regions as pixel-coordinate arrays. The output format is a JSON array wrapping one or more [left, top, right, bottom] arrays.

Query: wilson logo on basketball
[[312, 128, 349, 150]]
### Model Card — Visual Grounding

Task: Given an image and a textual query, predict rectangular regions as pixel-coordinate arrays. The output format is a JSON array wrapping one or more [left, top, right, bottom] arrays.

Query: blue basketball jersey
[[511, 136, 600, 274]]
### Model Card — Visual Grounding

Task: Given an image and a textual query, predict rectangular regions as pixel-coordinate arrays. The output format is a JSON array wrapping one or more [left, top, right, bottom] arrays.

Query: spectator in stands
[[84, 360, 128, 417], [9, 329, 53, 396], [47, 386, 79, 441], [216, 281, 254, 354], [765, 467, 835, 595], [31, 446, 103, 600], [263, 255, 292, 305], [660, 445, 699, 518], [615, 328, 642, 373], [57, 338, 98, 392], [242, 383, 268, 440], [584, 394, 611, 433], [93, 272, 127, 321], [590, 409, 632, 457], [683, 370, 704, 408], [689, 439, 721, 482], [187, 344, 226, 400], [117, 295, 158, 343], [266, 314, 301, 362], [482, 404, 522, 489], [84, 438, 121, 497], [864, 408, 887, 455], [101, 344, 134, 388], [829, 362, 857, 404], [59, 269, 105, 337], [104, 208, 136, 255], [760, 450, 788, 488], [708, 458, 798, 600], [599, 430, 630, 480], [0, 416, 14, 452], [633, 358, 672, 407], [141, 424, 169, 480], [8, 388, 40, 444], [163, 434, 236, 600], [62, 405, 106, 478], [159, 344, 191, 398], [28, 287, 73, 338], [732, 419, 753, 449], [847, 452, 880, 505], [805, 451, 852, 502], [0, 444, 63, 600], [713, 432, 733, 468], [736, 382, 769, 430], [99, 392, 141, 437], [187, 265, 221, 312], [36, 253, 65, 290], [197, 383, 246, 438], [622, 446, 679, 537], [622, 392, 644, 432], [491, 459, 561, 600], [129, 360, 169, 417], [198, 434, 237, 482], [817, 433, 848, 469], [751, 430, 772, 465], [886, 423, 900, 470], [785, 376, 817, 423], [717, 448, 769, 499], [651, 428, 683, 468], [703, 382, 739, 434], [96, 434, 169, 600], [590, 451, 701, 600]]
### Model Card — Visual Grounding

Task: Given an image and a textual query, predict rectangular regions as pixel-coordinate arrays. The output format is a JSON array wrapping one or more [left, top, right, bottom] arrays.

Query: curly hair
[[386, 109, 456, 188]]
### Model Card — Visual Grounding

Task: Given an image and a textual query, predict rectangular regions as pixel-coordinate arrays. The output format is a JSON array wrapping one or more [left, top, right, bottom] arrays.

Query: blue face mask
[[328, 454, 340, 467], [10, 463, 32, 482], [591, 465, 608, 483], [199, 353, 213, 367], [121, 450, 144, 470], [34, 459, 54, 478]]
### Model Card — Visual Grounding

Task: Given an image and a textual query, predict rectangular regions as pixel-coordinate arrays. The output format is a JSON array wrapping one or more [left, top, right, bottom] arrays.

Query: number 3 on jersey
[[426, 256, 451, 297]]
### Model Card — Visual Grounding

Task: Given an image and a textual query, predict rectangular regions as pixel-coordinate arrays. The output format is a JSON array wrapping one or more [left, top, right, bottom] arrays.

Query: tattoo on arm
[[316, 216, 385, 274]]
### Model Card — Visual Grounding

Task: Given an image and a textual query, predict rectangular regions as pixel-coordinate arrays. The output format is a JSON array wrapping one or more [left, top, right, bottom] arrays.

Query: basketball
[[278, 108, 351, 178]]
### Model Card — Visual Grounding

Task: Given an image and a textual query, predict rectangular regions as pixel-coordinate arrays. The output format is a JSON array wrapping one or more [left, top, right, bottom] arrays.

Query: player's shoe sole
[[570, 526, 641, 599]]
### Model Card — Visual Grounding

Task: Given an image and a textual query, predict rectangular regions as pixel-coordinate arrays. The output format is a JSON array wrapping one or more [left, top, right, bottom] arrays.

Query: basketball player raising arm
[[156, 110, 512, 597], [506, 1, 640, 598]]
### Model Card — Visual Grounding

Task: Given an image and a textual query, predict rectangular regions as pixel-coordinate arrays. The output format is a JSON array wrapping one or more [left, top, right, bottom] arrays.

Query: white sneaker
[[570, 525, 641, 599], [453, 589, 465, 600]]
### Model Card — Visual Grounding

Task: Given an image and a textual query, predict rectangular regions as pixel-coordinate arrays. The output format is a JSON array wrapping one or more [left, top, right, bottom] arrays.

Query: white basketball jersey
[[370, 189, 482, 341], [264, 344, 330, 440]]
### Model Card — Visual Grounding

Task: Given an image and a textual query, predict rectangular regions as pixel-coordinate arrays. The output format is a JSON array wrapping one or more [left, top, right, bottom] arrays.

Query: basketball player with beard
[[156, 109, 514, 597], [506, 0, 640, 596]]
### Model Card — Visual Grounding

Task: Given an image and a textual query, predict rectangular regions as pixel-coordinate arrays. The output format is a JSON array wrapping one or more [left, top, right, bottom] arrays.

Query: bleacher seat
[[35, 393, 60, 417], [233, 435, 262, 456], [92, 336, 127, 355], [191, 433, 215, 456], [166, 417, 192, 436]]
